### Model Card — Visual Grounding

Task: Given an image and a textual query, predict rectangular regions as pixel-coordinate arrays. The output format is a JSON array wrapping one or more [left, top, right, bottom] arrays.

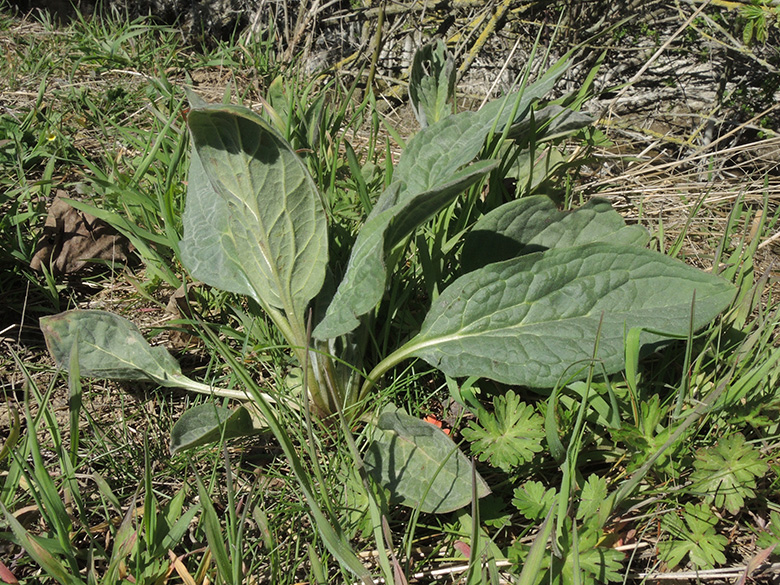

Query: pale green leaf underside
[[170, 404, 256, 455], [409, 39, 455, 128], [40, 310, 184, 384], [182, 105, 327, 316], [364, 410, 490, 514], [463, 195, 650, 271], [407, 243, 736, 387], [180, 147, 255, 299]]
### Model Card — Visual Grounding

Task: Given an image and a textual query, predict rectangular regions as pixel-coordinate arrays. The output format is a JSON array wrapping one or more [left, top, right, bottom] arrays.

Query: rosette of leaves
[[41, 44, 736, 526]]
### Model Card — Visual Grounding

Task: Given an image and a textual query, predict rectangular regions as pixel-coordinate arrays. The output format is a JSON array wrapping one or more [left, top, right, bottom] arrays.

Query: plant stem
[[359, 337, 422, 400], [176, 376, 298, 408]]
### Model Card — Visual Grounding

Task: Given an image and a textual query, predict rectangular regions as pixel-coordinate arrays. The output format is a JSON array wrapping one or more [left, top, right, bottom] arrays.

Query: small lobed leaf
[[170, 404, 257, 455], [512, 481, 557, 521], [407, 242, 736, 388], [658, 502, 728, 569], [577, 474, 608, 521], [690, 433, 768, 514], [461, 390, 544, 472], [363, 408, 490, 514], [40, 310, 184, 385], [756, 511, 780, 551]]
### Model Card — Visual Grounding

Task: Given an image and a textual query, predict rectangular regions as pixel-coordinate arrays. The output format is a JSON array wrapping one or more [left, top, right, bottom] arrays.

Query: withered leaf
[[30, 192, 133, 275]]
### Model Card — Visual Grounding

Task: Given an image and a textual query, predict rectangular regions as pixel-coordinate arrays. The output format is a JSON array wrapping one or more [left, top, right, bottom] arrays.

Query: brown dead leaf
[[30, 191, 133, 275]]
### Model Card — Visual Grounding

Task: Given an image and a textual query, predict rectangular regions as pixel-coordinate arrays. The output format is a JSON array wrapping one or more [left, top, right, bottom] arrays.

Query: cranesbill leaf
[[658, 503, 728, 569], [462, 196, 649, 271], [512, 481, 557, 521], [364, 409, 490, 514], [182, 105, 328, 317], [690, 433, 767, 514], [40, 310, 186, 385], [404, 243, 736, 388], [313, 161, 496, 339], [461, 390, 544, 472], [170, 404, 256, 454]]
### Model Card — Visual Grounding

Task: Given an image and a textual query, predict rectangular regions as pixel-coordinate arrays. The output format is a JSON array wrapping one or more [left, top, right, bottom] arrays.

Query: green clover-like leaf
[[461, 390, 544, 472], [690, 433, 768, 514]]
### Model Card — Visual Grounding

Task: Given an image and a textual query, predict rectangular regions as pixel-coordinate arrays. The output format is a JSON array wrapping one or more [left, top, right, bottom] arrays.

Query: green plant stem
[[358, 337, 426, 401]]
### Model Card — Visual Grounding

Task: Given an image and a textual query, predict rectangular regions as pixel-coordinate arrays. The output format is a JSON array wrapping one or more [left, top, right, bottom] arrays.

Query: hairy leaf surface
[[409, 39, 455, 128], [395, 60, 569, 197], [313, 161, 496, 339], [41, 310, 186, 384], [182, 105, 327, 317], [463, 196, 649, 271], [406, 243, 736, 387], [313, 63, 570, 340], [364, 409, 490, 514]]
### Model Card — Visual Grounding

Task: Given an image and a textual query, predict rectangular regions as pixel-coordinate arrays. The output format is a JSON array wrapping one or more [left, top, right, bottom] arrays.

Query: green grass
[[2, 3, 780, 585]]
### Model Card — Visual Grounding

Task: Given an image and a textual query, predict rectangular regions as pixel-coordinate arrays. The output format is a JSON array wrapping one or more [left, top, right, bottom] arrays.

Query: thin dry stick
[[603, 0, 712, 121], [480, 34, 522, 108]]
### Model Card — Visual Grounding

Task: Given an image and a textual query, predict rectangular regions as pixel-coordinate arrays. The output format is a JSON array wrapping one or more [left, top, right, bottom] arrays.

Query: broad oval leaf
[[406, 243, 736, 388], [462, 196, 650, 271], [40, 310, 186, 385], [170, 404, 256, 454], [364, 409, 490, 514], [182, 104, 328, 317]]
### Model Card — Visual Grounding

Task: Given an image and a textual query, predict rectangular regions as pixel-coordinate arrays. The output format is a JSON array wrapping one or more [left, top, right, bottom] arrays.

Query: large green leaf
[[403, 243, 736, 388], [179, 146, 255, 299], [170, 404, 257, 454], [395, 60, 569, 198], [462, 196, 650, 271], [364, 409, 490, 514], [40, 310, 248, 399], [313, 161, 496, 339], [181, 105, 328, 317], [313, 62, 570, 340]]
